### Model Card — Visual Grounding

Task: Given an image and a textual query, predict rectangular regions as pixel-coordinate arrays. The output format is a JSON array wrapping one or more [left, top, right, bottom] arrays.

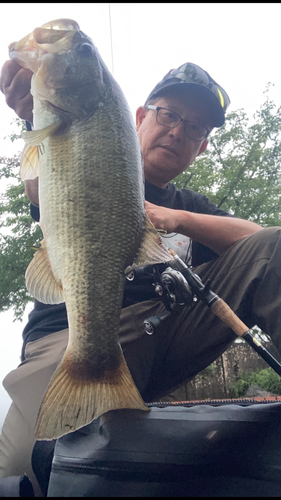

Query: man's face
[[136, 91, 214, 188]]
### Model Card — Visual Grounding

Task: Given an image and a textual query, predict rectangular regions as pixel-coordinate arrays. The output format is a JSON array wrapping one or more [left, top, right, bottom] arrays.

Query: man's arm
[[145, 201, 263, 256]]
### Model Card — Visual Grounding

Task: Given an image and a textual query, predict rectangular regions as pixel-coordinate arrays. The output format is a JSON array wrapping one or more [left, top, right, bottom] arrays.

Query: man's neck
[[145, 177, 169, 190]]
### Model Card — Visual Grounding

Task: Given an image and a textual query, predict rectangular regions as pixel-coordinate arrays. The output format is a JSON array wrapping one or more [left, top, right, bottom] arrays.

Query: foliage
[[197, 362, 217, 379], [228, 367, 281, 398], [0, 119, 43, 320], [174, 84, 281, 226]]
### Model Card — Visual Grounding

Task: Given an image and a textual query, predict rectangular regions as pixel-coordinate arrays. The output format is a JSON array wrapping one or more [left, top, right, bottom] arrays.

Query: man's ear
[[197, 138, 208, 156], [136, 106, 147, 131]]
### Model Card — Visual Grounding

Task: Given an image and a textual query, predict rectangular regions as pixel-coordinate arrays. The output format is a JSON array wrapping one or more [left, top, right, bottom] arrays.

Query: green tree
[[175, 84, 281, 226], [0, 119, 43, 320]]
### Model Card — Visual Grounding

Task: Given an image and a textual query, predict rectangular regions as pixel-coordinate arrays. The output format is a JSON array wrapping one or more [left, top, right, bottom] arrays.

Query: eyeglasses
[[147, 105, 210, 142]]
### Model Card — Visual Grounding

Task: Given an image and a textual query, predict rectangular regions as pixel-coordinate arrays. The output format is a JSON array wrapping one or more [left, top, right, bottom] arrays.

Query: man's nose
[[168, 121, 185, 139]]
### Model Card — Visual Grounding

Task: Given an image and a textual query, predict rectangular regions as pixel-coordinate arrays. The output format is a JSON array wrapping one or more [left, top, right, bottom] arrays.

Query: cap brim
[[146, 81, 225, 128]]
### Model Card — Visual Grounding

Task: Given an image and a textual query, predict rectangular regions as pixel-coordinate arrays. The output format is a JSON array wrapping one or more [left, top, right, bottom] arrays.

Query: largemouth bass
[[9, 19, 173, 440]]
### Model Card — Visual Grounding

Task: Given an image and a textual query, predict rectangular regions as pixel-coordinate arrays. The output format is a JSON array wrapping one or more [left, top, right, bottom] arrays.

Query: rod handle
[[210, 298, 248, 337]]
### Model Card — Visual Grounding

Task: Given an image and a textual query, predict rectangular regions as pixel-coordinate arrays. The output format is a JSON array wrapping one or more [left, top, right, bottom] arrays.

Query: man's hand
[[0, 59, 33, 123], [145, 201, 263, 255], [145, 200, 179, 233]]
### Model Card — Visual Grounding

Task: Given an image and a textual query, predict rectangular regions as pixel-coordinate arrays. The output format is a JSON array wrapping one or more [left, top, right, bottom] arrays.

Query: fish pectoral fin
[[35, 348, 149, 440], [25, 239, 64, 304], [20, 144, 40, 180], [126, 214, 174, 272], [22, 120, 63, 146]]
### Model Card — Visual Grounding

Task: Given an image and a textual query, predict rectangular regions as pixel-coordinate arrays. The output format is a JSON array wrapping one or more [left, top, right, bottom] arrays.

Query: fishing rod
[[143, 249, 281, 377]]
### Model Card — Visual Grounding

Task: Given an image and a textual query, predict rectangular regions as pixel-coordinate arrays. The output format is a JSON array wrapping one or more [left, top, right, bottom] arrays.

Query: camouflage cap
[[145, 62, 230, 127]]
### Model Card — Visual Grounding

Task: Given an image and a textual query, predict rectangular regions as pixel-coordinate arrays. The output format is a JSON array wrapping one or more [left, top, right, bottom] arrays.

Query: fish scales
[[9, 19, 173, 439]]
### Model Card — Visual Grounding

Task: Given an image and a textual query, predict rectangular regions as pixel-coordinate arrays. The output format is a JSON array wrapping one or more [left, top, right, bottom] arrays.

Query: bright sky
[[0, 2, 281, 428]]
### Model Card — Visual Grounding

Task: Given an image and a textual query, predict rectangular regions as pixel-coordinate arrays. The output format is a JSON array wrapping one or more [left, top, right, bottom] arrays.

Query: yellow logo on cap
[[217, 88, 224, 109]]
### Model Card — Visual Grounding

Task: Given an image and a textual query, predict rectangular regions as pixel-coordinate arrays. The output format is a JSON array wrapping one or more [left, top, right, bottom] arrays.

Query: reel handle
[[144, 309, 173, 335]]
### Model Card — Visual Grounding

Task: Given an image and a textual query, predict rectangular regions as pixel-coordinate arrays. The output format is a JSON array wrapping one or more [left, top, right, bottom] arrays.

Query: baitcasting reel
[[142, 265, 195, 335]]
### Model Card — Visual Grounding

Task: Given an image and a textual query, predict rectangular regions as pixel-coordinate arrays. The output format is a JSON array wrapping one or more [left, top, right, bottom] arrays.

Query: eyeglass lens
[[157, 108, 207, 140]]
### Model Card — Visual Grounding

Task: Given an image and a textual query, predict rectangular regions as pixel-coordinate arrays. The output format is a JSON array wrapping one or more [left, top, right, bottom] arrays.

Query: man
[[1, 59, 281, 495]]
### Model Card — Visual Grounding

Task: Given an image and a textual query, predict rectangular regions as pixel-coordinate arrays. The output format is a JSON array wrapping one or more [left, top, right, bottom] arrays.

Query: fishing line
[[108, 3, 114, 76]]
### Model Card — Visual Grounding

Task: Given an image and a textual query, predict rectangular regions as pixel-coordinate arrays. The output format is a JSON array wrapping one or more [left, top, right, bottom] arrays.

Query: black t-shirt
[[21, 180, 232, 359]]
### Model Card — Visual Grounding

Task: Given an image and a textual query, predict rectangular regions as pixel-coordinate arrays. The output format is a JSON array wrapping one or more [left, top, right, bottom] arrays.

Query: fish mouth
[[9, 19, 80, 68], [39, 19, 80, 31]]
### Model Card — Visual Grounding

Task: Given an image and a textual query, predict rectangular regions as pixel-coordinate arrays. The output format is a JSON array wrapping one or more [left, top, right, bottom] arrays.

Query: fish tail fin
[[35, 350, 149, 440]]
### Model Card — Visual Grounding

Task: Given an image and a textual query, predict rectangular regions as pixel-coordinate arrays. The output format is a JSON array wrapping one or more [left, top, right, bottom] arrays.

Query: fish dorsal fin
[[126, 215, 174, 272], [25, 239, 64, 304], [20, 144, 40, 180], [22, 120, 62, 146]]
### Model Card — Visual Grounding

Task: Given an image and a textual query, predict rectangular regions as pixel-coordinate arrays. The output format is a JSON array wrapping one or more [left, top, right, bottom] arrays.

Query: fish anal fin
[[126, 214, 174, 273], [20, 144, 40, 180], [35, 349, 149, 440], [25, 239, 64, 304]]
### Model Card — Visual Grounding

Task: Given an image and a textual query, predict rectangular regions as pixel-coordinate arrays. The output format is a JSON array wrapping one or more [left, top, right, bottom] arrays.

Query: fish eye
[[75, 42, 93, 57]]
